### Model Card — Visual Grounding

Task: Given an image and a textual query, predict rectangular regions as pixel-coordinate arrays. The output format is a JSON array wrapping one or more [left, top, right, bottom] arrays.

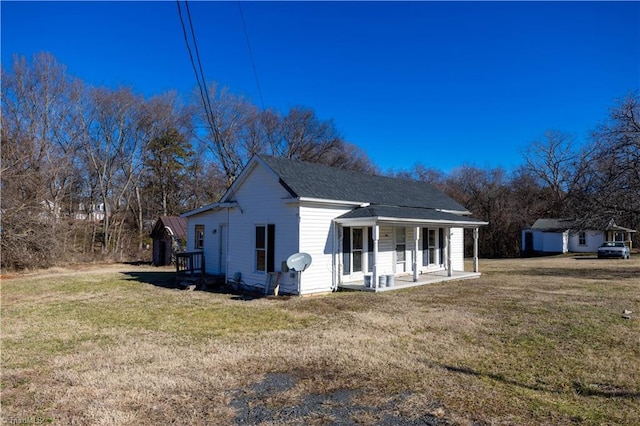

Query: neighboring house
[[75, 202, 108, 222], [181, 155, 487, 295], [521, 218, 636, 255], [40, 200, 61, 221], [150, 216, 187, 266]]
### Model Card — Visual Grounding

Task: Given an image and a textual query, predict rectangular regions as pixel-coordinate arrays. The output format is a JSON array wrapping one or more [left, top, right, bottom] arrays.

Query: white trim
[[181, 202, 237, 218], [299, 197, 367, 206], [436, 208, 473, 215]]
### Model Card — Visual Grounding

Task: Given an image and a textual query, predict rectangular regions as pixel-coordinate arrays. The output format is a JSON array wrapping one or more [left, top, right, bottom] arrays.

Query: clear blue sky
[[2, 1, 639, 173]]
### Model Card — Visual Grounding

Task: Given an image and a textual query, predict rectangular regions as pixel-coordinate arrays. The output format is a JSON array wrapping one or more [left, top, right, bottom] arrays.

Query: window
[[255, 224, 275, 273], [578, 231, 586, 246], [396, 227, 406, 263], [195, 225, 204, 249], [422, 228, 441, 266], [352, 228, 363, 272], [342, 227, 372, 276]]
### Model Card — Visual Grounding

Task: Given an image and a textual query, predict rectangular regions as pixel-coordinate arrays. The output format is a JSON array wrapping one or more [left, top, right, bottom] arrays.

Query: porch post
[[473, 227, 479, 273], [413, 226, 420, 282], [446, 228, 452, 277], [372, 224, 379, 289]]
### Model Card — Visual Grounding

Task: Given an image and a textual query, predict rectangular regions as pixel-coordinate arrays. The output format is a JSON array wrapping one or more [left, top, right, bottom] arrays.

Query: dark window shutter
[[439, 228, 444, 265], [342, 227, 351, 275], [267, 224, 275, 273], [422, 228, 428, 266]]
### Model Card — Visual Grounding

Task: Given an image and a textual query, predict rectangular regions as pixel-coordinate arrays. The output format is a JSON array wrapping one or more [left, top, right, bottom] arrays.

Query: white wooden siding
[[225, 163, 300, 293], [299, 203, 351, 294], [450, 227, 464, 270], [567, 230, 604, 252], [186, 209, 225, 274]]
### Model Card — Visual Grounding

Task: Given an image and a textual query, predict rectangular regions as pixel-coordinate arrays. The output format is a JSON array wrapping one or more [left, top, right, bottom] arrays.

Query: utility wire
[[176, 0, 219, 140], [237, 1, 266, 110], [184, 0, 219, 127]]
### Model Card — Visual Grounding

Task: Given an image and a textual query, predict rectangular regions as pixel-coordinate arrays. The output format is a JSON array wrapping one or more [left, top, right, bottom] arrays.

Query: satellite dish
[[286, 252, 312, 272]]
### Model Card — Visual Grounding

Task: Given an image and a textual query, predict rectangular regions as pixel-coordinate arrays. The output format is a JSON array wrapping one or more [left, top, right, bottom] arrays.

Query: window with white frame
[[195, 225, 204, 249], [342, 227, 372, 276], [578, 231, 586, 246], [422, 228, 438, 266], [255, 224, 275, 273]]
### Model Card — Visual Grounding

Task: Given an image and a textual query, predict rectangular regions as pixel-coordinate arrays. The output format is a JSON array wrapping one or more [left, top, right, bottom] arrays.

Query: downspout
[[413, 226, 420, 282], [225, 206, 230, 282], [331, 220, 338, 292], [447, 228, 453, 277]]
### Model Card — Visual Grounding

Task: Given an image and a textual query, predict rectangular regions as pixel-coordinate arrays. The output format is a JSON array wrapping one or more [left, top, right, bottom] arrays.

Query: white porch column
[[473, 227, 479, 273], [413, 226, 420, 282], [446, 228, 452, 277], [372, 224, 379, 289]]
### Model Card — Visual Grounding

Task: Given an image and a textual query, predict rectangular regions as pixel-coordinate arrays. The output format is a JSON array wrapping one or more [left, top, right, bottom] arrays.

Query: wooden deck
[[339, 270, 481, 292]]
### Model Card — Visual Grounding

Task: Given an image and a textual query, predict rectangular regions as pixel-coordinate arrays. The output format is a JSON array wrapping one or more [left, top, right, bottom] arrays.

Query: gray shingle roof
[[530, 218, 574, 231], [258, 155, 469, 212], [337, 205, 486, 225]]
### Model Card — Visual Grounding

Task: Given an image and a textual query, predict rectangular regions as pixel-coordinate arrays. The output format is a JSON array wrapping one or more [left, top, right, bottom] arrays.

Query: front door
[[395, 227, 406, 273]]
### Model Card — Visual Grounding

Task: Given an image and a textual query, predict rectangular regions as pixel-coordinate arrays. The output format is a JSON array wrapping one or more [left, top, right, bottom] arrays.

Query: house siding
[[186, 209, 225, 273], [451, 227, 464, 270], [225, 163, 300, 293], [299, 203, 352, 294], [567, 230, 604, 253]]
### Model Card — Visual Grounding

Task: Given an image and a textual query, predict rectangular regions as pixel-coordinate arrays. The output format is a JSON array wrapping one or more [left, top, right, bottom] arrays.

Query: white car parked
[[597, 241, 631, 259]]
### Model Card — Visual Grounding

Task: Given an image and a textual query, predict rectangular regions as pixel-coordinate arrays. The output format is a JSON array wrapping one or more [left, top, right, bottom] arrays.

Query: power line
[[237, 1, 266, 110], [175, 0, 219, 142], [184, 1, 219, 125]]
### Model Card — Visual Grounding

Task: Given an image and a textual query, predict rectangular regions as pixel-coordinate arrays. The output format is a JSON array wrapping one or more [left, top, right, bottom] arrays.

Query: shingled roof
[[258, 155, 469, 213], [336, 205, 485, 225]]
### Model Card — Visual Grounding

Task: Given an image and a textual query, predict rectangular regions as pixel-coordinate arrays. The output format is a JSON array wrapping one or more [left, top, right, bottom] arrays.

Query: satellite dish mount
[[286, 252, 312, 294]]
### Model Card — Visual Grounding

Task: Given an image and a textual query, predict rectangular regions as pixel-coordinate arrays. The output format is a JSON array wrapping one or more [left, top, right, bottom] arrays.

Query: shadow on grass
[[433, 362, 640, 399], [122, 270, 183, 289], [120, 270, 286, 302]]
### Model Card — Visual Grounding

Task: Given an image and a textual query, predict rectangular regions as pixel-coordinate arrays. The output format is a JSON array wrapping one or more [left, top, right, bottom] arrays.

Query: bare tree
[[575, 93, 640, 234], [522, 130, 586, 217], [81, 86, 149, 254], [1, 53, 85, 269]]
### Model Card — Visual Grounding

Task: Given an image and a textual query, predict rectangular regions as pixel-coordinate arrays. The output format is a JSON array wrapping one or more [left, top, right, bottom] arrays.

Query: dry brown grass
[[2, 257, 639, 425]]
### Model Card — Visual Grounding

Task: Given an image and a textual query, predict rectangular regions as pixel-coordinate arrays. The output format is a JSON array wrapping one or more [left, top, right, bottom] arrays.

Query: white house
[[522, 218, 636, 255], [181, 155, 487, 295]]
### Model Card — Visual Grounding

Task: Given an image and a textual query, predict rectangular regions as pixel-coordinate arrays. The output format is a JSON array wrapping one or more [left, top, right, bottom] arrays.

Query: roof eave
[[181, 202, 237, 218], [335, 215, 488, 227]]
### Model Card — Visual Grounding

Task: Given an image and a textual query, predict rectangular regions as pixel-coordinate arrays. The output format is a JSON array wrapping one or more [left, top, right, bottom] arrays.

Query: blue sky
[[2, 1, 639, 173]]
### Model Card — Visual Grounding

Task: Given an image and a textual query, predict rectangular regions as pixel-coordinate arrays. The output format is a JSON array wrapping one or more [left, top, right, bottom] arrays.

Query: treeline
[[1, 52, 639, 269], [1, 53, 373, 269], [393, 97, 640, 258]]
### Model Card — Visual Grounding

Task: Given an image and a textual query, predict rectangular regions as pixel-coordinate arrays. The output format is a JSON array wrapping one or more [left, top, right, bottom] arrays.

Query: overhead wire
[[176, 0, 219, 140], [237, 1, 266, 110]]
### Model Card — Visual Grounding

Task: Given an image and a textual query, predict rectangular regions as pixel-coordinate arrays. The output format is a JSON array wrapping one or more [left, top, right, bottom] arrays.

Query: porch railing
[[175, 251, 205, 282]]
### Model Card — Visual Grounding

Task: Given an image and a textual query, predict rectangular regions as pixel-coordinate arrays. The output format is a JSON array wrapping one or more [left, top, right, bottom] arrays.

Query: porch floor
[[338, 270, 481, 292]]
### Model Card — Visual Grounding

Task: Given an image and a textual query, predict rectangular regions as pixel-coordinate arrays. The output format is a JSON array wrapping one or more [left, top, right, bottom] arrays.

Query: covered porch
[[339, 269, 482, 292], [333, 205, 487, 292]]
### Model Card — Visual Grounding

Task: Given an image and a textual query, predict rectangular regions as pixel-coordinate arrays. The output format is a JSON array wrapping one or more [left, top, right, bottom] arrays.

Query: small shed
[[150, 216, 187, 266]]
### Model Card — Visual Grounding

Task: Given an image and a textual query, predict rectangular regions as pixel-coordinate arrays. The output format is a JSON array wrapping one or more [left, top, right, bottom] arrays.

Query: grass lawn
[[2, 257, 639, 425]]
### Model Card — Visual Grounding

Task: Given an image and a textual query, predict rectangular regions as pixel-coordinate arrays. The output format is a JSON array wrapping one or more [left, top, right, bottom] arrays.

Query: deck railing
[[175, 251, 205, 280]]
